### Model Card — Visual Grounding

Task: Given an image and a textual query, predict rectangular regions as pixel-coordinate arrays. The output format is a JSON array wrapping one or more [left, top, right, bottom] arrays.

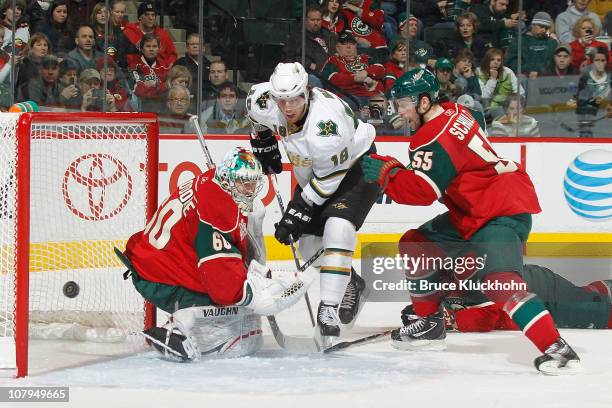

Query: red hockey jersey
[[385, 103, 541, 238], [321, 54, 385, 97], [123, 23, 178, 68], [383, 60, 404, 92], [341, 0, 387, 49], [125, 169, 249, 305], [129, 56, 170, 99]]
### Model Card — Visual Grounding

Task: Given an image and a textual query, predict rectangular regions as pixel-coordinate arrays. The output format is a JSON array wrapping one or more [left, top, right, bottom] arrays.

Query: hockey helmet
[[216, 147, 264, 213], [391, 67, 440, 105], [269, 62, 309, 101]]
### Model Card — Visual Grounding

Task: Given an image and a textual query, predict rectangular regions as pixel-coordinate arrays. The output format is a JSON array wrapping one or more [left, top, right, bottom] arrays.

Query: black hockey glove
[[250, 130, 282, 174], [274, 192, 313, 245]]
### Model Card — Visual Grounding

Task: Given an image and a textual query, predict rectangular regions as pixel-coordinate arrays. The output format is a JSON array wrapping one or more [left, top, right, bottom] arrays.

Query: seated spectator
[[569, 16, 608, 70], [359, 92, 406, 135], [128, 33, 170, 113], [22, 54, 63, 107], [470, 0, 521, 49], [341, 0, 387, 57], [78, 67, 118, 112], [65, 25, 104, 72], [321, 0, 345, 35], [0, 35, 13, 107], [123, 2, 177, 68], [476, 47, 525, 121], [90, 2, 127, 68], [200, 81, 250, 134], [159, 84, 195, 134], [38, 0, 75, 59], [435, 57, 462, 102], [202, 60, 239, 111], [110, 0, 128, 30], [175, 33, 211, 95], [383, 40, 406, 92], [96, 57, 131, 111], [453, 48, 482, 101], [1, 0, 29, 52], [284, 5, 336, 88], [544, 43, 581, 77], [393, 13, 435, 69], [58, 58, 81, 109], [457, 93, 487, 130], [555, 0, 602, 44], [165, 64, 193, 113], [321, 32, 385, 109], [17, 32, 52, 97], [567, 46, 610, 136], [506, 12, 558, 79], [438, 12, 487, 64], [489, 94, 541, 137]]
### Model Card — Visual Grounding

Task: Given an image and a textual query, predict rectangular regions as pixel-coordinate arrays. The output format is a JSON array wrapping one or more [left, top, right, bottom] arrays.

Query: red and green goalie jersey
[[385, 103, 541, 238], [125, 168, 249, 305]]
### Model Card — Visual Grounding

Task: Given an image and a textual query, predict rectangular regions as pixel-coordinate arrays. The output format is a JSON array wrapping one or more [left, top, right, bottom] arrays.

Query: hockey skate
[[391, 310, 447, 351], [534, 337, 582, 375], [315, 302, 341, 348], [141, 326, 200, 362], [339, 270, 368, 328]]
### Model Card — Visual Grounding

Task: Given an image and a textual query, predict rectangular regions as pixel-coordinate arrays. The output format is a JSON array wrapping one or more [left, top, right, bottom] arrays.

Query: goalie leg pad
[[191, 307, 263, 358], [320, 217, 356, 304]]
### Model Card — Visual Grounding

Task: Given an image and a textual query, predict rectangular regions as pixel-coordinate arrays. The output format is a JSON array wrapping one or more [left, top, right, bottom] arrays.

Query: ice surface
[[1, 261, 610, 408]]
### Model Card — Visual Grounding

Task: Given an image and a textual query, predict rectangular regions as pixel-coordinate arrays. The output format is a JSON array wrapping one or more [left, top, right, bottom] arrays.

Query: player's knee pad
[[298, 234, 323, 268], [322, 217, 356, 252], [399, 229, 445, 280], [189, 306, 263, 358]]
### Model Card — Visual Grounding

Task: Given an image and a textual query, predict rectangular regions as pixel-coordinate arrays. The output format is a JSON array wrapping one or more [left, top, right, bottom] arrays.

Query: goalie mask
[[216, 147, 264, 213]]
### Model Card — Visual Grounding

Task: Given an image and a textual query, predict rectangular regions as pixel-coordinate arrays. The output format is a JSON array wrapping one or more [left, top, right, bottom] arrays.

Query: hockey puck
[[62, 281, 80, 298]]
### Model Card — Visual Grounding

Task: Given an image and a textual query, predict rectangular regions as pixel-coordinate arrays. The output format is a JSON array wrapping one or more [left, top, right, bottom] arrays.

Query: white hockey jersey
[[246, 84, 376, 206]]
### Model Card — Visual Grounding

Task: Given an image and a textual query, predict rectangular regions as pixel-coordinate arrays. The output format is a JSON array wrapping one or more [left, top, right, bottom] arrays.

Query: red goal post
[[0, 112, 159, 377]]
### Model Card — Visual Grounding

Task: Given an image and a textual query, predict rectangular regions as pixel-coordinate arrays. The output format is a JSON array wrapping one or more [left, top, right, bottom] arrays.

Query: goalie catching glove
[[238, 260, 315, 316], [274, 191, 313, 245], [250, 129, 283, 174], [362, 154, 404, 187]]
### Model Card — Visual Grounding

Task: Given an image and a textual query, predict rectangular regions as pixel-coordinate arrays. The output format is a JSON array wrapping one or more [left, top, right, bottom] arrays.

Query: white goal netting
[[0, 113, 157, 373]]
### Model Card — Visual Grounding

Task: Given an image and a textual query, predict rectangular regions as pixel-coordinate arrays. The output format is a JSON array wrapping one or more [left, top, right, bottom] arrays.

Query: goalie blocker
[[119, 148, 315, 361]]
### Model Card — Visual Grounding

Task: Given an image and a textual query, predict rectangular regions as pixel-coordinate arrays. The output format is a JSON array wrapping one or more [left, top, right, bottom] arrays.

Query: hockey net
[[0, 112, 158, 377]]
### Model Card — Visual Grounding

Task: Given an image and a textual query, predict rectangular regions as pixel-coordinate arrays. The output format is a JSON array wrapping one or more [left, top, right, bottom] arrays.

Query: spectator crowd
[[0, 0, 610, 137]]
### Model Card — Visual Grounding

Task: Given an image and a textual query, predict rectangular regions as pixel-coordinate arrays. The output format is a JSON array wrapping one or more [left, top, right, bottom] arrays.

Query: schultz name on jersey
[[246, 84, 375, 205]]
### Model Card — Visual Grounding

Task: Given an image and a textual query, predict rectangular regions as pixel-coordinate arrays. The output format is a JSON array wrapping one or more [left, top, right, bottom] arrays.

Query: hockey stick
[[270, 173, 316, 327], [323, 330, 392, 353], [190, 116, 215, 169], [560, 115, 607, 132]]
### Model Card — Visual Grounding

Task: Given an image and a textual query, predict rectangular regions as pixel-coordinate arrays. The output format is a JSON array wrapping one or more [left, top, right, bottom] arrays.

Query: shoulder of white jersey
[[246, 82, 276, 125], [194, 170, 241, 233], [309, 87, 357, 130]]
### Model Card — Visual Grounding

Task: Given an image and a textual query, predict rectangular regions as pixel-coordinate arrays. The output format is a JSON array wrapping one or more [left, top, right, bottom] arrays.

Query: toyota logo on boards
[[62, 153, 133, 221]]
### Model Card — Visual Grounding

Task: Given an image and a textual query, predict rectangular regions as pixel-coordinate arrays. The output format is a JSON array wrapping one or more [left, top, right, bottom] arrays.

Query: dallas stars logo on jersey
[[317, 120, 338, 137]]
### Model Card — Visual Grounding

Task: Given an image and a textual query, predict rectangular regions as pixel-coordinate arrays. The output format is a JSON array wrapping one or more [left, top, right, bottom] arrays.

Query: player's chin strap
[[416, 94, 434, 124]]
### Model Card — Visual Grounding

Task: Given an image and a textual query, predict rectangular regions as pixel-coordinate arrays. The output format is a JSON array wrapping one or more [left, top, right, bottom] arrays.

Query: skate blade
[[538, 359, 582, 376], [313, 327, 337, 350], [140, 331, 190, 362], [391, 338, 447, 351]]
